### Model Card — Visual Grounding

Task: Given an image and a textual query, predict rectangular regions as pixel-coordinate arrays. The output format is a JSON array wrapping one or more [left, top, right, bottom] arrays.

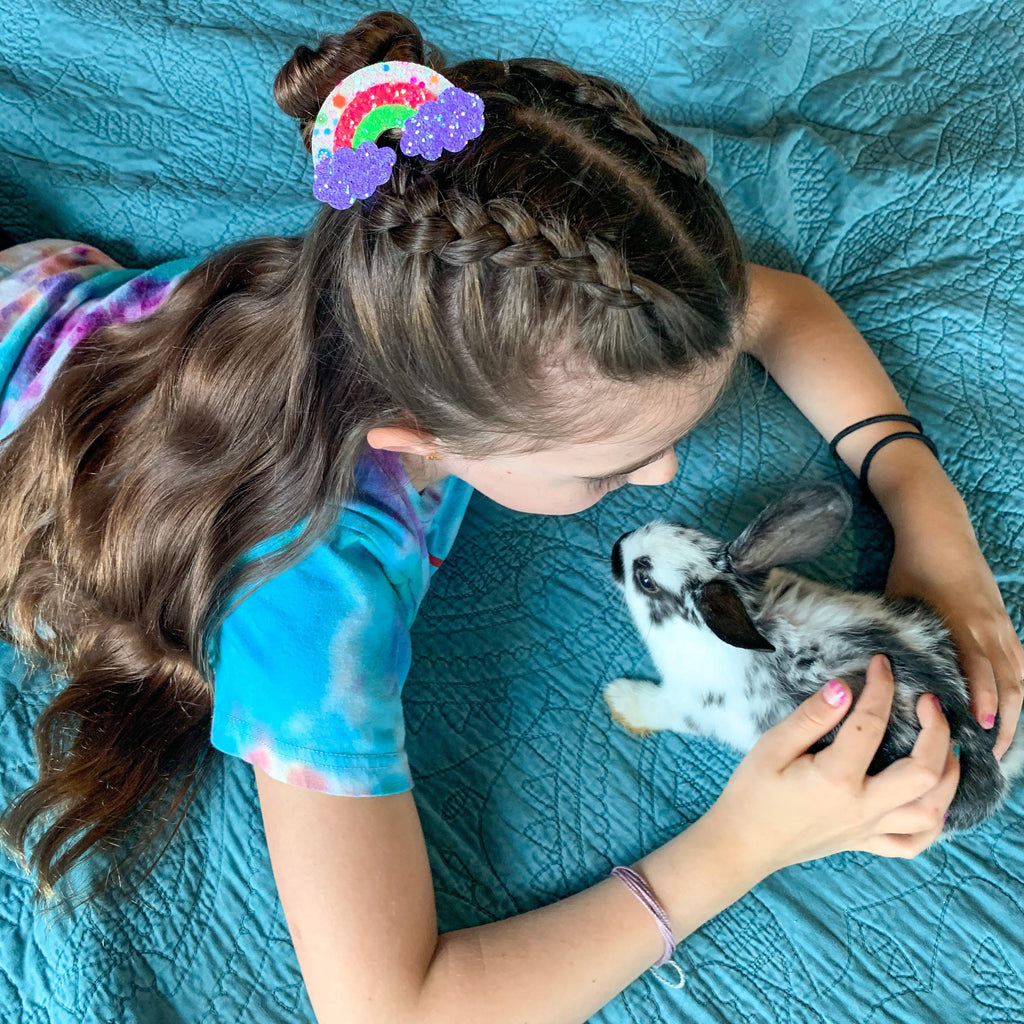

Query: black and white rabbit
[[605, 483, 1023, 831]]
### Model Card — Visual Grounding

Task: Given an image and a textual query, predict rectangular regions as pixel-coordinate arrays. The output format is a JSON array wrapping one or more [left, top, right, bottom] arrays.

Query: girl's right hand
[[707, 653, 960, 877]]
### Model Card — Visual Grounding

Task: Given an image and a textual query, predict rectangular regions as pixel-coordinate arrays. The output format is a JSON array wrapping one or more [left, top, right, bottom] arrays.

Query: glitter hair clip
[[310, 60, 486, 211]]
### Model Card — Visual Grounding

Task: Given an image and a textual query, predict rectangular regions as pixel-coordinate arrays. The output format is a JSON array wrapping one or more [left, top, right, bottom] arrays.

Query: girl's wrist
[[862, 437, 972, 535], [634, 807, 772, 935]]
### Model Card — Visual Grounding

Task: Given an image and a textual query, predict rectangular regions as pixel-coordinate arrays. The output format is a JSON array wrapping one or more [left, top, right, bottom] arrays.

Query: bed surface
[[1, 1, 1023, 1021]]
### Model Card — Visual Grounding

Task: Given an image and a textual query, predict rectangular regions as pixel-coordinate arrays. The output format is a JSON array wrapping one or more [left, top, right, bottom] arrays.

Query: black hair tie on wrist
[[827, 413, 938, 494], [857, 431, 939, 491], [827, 413, 923, 460]]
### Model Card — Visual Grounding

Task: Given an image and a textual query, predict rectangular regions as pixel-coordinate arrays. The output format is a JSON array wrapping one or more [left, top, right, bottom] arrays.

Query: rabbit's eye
[[635, 569, 659, 594]]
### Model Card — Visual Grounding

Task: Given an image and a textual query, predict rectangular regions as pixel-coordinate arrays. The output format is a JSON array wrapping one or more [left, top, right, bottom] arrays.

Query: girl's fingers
[[872, 740, 959, 834], [860, 826, 945, 859], [992, 635, 1024, 762], [815, 654, 894, 783], [993, 686, 1023, 762], [961, 646, 998, 730], [857, 735, 958, 860], [1012, 630, 1024, 681], [865, 692, 955, 808], [752, 677, 853, 767]]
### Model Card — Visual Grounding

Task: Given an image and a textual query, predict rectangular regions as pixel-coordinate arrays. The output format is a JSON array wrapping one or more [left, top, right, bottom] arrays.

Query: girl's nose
[[628, 449, 678, 487]]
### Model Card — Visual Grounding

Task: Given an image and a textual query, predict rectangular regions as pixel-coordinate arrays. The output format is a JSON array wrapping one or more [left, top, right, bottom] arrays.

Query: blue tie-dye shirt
[[209, 448, 471, 795], [0, 239, 474, 798]]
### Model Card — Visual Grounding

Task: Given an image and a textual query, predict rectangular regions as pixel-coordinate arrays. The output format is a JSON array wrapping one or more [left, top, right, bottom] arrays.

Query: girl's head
[[275, 9, 748, 513], [0, 9, 747, 902]]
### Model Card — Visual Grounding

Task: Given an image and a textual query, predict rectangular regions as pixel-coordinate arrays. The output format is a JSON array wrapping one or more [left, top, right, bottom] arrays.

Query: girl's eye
[[586, 471, 631, 493], [585, 447, 673, 493], [635, 570, 658, 593]]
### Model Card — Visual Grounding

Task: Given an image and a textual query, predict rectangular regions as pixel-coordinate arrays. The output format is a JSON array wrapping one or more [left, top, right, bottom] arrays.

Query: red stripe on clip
[[428, 554, 444, 568]]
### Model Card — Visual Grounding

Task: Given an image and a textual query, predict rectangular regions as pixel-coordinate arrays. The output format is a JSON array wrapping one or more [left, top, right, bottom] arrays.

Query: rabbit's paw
[[603, 678, 665, 737]]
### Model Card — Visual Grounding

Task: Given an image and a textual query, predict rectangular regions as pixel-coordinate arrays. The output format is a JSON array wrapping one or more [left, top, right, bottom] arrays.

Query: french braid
[[360, 76, 739, 370], [371, 184, 652, 309], [357, 51, 742, 339]]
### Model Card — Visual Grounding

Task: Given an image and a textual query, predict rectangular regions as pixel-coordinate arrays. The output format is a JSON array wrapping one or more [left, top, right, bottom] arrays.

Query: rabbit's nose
[[611, 531, 633, 583]]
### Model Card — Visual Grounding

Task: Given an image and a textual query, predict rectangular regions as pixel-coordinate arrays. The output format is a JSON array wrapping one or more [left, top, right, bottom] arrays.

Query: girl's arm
[[255, 777, 756, 1024], [255, 659, 956, 1024], [738, 263, 1024, 760]]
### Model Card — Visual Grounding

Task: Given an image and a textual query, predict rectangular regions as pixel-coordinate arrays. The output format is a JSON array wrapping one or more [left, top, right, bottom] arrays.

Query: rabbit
[[604, 482, 1024, 831]]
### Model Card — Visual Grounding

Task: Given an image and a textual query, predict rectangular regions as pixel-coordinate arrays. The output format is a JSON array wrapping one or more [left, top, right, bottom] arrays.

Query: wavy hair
[[0, 9, 749, 904]]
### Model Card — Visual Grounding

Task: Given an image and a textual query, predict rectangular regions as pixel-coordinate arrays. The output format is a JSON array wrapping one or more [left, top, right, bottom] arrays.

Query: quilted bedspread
[[2, 1, 1023, 1021]]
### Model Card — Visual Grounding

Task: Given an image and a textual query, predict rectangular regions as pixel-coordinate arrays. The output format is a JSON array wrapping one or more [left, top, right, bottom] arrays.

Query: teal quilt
[[1, 1, 1022, 1021]]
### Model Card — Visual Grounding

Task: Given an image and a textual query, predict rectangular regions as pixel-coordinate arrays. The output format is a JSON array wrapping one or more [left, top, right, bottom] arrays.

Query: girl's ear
[[727, 483, 853, 574], [365, 424, 438, 456]]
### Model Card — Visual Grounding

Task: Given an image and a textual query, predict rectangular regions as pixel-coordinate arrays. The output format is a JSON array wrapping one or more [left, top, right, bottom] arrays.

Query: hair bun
[[274, 10, 445, 151]]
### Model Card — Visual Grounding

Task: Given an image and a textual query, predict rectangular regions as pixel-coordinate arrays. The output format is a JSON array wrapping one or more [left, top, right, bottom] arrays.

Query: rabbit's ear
[[727, 484, 852, 574], [696, 580, 776, 651]]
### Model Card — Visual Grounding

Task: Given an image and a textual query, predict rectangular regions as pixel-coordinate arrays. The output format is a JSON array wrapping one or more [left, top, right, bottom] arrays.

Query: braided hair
[[276, 10, 749, 449], [0, 9, 749, 902]]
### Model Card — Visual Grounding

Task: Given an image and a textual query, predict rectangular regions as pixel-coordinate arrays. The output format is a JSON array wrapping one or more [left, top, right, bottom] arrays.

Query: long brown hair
[[0, 9, 748, 905]]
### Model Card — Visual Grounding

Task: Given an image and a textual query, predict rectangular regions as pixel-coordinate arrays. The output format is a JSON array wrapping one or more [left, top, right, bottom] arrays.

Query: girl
[[0, 9, 1020, 1023]]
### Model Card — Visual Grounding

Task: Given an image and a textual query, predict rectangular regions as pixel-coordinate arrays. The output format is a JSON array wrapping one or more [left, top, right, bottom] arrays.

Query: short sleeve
[[210, 531, 416, 797]]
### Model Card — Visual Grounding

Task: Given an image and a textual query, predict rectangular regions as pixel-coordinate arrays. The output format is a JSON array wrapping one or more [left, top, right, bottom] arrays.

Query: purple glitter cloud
[[313, 141, 397, 210], [400, 87, 485, 161]]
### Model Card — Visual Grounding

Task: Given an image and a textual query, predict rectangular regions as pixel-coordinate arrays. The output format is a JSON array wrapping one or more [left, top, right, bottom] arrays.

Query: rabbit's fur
[[605, 483, 1023, 831]]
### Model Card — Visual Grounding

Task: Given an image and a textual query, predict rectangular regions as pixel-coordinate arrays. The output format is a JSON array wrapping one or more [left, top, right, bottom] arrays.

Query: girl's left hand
[[886, 518, 1024, 762]]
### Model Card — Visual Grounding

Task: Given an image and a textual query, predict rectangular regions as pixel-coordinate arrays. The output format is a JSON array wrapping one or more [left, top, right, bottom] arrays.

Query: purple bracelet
[[610, 865, 677, 969]]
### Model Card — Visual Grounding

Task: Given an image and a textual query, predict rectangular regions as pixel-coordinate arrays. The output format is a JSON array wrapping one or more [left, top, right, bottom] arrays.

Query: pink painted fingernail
[[983, 713, 996, 729], [823, 680, 848, 707]]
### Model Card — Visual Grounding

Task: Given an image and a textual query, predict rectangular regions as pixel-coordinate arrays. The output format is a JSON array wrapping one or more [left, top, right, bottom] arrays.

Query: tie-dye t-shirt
[[209, 449, 471, 796], [0, 239, 474, 797], [0, 240, 197, 440]]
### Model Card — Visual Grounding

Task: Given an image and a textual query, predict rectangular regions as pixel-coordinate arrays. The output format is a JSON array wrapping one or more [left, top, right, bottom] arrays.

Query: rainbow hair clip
[[311, 60, 486, 211]]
